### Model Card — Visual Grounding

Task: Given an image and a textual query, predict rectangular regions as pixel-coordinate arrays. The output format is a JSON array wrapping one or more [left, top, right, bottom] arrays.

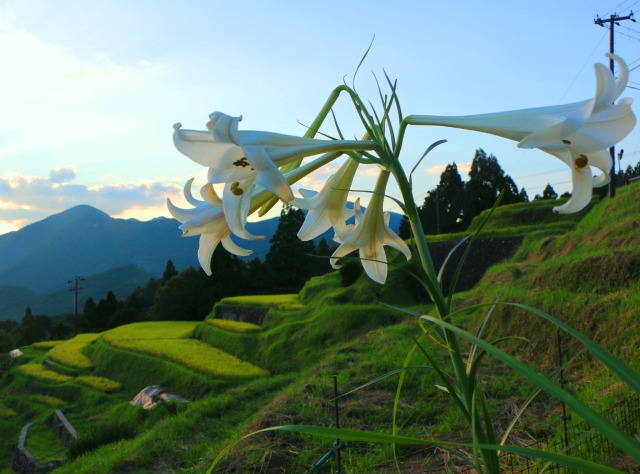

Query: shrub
[[339, 260, 363, 287]]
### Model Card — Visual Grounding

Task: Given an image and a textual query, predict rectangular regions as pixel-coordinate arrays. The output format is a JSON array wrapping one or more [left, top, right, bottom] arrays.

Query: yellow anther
[[574, 155, 588, 169], [230, 182, 243, 195]]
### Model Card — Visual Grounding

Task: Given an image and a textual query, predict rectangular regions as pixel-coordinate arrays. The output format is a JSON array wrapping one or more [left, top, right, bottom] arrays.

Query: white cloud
[[0, 168, 183, 233], [0, 17, 169, 163], [48, 166, 76, 183], [424, 161, 472, 175]]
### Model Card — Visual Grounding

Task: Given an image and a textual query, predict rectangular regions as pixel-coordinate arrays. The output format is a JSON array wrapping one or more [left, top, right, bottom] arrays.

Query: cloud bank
[[0, 167, 182, 233]]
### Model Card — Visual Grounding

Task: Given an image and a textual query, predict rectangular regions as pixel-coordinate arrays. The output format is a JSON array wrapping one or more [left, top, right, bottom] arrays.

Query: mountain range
[[0, 204, 402, 320]]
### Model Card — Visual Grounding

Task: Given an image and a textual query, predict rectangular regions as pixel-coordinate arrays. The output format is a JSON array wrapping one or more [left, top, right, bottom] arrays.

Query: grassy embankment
[[1, 184, 638, 473]]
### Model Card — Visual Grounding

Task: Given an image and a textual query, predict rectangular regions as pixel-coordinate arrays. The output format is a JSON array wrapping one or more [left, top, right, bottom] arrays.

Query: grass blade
[[421, 315, 640, 463]]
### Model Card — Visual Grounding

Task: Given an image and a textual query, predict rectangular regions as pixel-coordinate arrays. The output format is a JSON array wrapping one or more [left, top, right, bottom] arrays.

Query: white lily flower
[[292, 158, 359, 241], [173, 112, 377, 204], [408, 54, 636, 213], [167, 178, 252, 275], [330, 172, 411, 284]]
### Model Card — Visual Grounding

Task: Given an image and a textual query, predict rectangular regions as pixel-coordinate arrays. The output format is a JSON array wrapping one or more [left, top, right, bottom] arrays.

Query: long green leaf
[[447, 190, 504, 308], [413, 338, 471, 422], [392, 339, 420, 473], [209, 425, 626, 474], [445, 300, 640, 397], [467, 291, 502, 373], [437, 235, 470, 285], [421, 315, 640, 463], [336, 365, 433, 399], [507, 302, 640, 395], [501, 349, 584, 447]]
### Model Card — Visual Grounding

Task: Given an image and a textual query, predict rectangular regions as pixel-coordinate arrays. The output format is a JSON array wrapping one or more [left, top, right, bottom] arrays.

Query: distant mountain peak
[[61, 205, 111, 220]]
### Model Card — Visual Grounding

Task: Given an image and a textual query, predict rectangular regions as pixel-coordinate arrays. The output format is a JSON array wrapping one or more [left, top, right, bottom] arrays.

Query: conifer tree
[[264, 205, 317, 292]]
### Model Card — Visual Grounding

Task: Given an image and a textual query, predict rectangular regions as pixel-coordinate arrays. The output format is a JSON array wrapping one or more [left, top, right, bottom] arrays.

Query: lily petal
[[294, 159, 360, 241], [222, 178, 264, 241], [329, 173, 411, 284], [409, 54, 636, 213], [553, 167, 593, 214]]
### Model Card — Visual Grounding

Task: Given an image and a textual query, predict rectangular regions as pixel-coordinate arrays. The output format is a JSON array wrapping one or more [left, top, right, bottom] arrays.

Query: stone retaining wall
[[429, 235, 524, 294], [52, 410, 78, 445], [214, 305, 269, 325], [11, 423, 62, 473], [12, 411, 77, 473]]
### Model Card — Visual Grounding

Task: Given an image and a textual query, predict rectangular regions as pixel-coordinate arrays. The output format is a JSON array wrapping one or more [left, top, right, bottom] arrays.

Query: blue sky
[[1, 0, 639, 235]]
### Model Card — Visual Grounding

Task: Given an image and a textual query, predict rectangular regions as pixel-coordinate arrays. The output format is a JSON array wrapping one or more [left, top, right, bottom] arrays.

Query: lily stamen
[[574, 155, 589, 169], [230, 182, 244, 195]]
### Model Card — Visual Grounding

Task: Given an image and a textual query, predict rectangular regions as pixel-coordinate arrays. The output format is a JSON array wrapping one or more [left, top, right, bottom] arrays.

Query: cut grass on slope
[[103, 321, 198, 341], [54, 375, 293, 474], [75, 375, 122, 393], [17, 364, 73, 384], [46, 333, 99, 369], [217, 294, 303, 309], [100, 321, 266, 379], [205, 319, 261, 334], [31, 340, 63, 350], [104, 337, 268, 379]]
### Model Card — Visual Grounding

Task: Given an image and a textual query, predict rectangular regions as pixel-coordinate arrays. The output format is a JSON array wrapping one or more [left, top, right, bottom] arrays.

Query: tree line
[[3, 206, 339, 345], [4, 151, 640, 348], [400, 148, 640, 238]]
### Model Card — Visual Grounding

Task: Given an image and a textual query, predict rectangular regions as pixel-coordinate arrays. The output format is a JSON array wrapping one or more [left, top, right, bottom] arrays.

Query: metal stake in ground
[[305, 375, 346, 474], [557, 329, 570, 452], [333, 374, 344, 474]]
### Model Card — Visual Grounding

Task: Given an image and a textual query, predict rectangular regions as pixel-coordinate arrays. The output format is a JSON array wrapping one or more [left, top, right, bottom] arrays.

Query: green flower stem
[[259, 85, 371, 216], [250, 151, 344, 213], [390, 152, 495, 466], [303, 85, 350, 139], [388, 158, 445, 314]]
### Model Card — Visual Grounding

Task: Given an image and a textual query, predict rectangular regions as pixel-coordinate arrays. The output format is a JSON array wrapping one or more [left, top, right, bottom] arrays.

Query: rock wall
[[52, 410, 78, 445], [429, 236, 524, 294], [11, 423, 61, 473], [214, 305, 269, 325], [12, 411, 77, 473]]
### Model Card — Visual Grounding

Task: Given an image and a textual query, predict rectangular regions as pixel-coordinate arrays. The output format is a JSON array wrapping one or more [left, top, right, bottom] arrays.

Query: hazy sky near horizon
[[1, 0, 640, 235]]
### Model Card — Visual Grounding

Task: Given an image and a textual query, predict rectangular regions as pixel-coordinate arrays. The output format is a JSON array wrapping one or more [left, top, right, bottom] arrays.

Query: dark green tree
[[518, 187, 529, 203], [311, 237, 336, 276], [16, 307, 51, 345], [419, 162, 465, 234], [93, 291, 118, 331], [162, 260, 178, 283], [398, 215, 411, 239], [264, 205, 317, 293], [462, 149, 523, 226], [150, 267, 211, 321], [81, 297, 99, 331], [535, 183, 558, 201], [150, 248, 251, 321], [501, 175, 524, 205], [0, 329, 14, 353]]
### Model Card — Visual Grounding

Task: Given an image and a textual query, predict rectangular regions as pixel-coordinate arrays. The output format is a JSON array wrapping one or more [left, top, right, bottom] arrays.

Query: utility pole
[[68, 276, 85, 317], [594, 11, 635, 198]]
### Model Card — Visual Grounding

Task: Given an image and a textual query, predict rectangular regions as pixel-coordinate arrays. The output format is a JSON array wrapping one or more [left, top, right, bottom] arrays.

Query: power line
[[606, 1, 639, 16], [594, 10, 636, 198], [68, 276, 85, 318]]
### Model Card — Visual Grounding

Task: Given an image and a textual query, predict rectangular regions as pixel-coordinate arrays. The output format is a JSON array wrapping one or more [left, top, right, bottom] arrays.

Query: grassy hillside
[[1, 185, 638, 473]]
